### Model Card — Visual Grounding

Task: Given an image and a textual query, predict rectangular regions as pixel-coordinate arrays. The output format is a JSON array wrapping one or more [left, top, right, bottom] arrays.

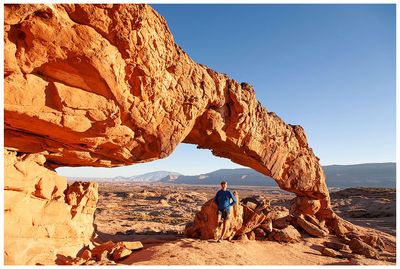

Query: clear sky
[[57, 4, 396, 178]]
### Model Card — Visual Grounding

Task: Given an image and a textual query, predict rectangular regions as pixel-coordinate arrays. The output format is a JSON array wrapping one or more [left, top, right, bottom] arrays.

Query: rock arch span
[[4, 3, 392, 265]]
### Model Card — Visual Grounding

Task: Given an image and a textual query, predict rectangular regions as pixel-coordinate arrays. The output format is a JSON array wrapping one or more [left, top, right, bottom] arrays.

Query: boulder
[[241, 195, 270, 212], [323, 241, 351, 252], [122, 241, 143, 250], [297, 214, 328, 237], [185, 191, 243, 240], [260, 220, 273, 233], [254, 228, 266, 238], [246, 231, 256, 241], [268, 226, 301, 243], [272, 216, 290, 229], [263, 206, 290, 221], [236, 205, 267, 235], [320, 247, 340, 258], [112, 246, 132, 261], [91, 241, 116, 259], [349, 238, 380, 259], [245, 201, 258, 210], [79, 249, 92, 261], [236, 234, 249, 241]]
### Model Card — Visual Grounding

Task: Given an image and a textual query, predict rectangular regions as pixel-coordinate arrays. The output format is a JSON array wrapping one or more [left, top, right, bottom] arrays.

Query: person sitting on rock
[[214, 181, 236, 242]]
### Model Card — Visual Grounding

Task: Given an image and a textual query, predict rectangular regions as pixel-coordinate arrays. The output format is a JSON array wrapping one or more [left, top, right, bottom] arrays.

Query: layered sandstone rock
[[4, 3, 395, 264], [4, 3, 330, 213], [4, 148, 98, 265]]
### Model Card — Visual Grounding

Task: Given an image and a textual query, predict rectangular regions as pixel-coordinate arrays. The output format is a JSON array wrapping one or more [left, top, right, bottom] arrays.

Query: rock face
[[4, 3, 330, 213], [4, 3, 395, 265], [4, 148, 98, 265]]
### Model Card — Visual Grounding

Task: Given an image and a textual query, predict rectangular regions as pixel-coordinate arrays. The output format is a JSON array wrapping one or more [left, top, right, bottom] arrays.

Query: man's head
[[220, 181, 227, 190]]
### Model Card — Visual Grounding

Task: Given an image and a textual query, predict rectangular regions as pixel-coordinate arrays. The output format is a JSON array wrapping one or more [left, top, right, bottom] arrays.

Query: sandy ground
[[92, 232, 392, 266], [90, 183, 396, 265]]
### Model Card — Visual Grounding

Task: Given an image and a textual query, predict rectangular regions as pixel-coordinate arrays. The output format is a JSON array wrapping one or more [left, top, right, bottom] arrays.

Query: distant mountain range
[[69, 171, 181, 182], [68, 163, 396, 188], [162, 163, 396, 188]]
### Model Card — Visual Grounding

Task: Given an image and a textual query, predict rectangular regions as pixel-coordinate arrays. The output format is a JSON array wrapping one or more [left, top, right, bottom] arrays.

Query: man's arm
[[214, 191, 219, 204], [229, 191, 237, 206]]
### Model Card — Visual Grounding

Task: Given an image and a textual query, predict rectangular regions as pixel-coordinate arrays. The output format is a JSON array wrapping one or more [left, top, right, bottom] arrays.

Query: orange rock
[[4, 3, 330, 212], [4, 149, 98, 265], [246, 231, 256, 241], [296, 214, 328, 238], [268, 226, 301, 243], [4, 2, 382, 264], [236, 206, 267, 235], [79, 249, 92, 261], [112, 246, 132, 261], [185, 192, 243, 240], [91, 241, 115, 259], [122, 241, 144, 250], [290, 196, 321, 216]]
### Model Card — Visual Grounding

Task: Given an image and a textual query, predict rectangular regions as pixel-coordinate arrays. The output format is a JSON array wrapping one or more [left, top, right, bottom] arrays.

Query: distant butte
[[4, 4, 396, 264]]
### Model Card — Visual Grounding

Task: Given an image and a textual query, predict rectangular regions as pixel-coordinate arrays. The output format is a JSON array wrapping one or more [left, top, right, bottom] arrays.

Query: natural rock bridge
[[4, 4, 395, 265]]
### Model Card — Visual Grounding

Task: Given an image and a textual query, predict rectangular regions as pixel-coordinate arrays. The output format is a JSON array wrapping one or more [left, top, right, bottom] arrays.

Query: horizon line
[[60, 161, 396, 179]]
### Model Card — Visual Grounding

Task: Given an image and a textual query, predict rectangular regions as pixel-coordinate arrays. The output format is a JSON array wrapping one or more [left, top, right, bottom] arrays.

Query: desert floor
[[92, 183, 396, 265]]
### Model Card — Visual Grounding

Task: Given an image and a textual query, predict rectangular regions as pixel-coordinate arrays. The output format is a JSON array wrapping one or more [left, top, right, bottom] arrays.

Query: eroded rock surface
[[4, 3, 396, 265], [185, 191, 242, 240], [4, 148, 98, 265], [4, 3, 330, 212]]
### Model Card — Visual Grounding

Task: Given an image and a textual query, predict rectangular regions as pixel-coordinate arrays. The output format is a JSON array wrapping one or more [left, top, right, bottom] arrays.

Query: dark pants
[[218, 208, 230, 221]]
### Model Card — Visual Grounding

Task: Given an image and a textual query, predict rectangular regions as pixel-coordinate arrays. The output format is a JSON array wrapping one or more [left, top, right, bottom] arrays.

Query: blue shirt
[[214, 189, 236, 211]]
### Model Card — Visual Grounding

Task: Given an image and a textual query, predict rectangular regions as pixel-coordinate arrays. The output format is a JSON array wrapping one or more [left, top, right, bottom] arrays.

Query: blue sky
[[57, 4, 395, 178]]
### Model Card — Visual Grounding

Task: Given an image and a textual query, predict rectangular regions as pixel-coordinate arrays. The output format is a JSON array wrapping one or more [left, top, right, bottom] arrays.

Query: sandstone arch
[[5, 3, 329, 208], [4, 4, 393, 265]]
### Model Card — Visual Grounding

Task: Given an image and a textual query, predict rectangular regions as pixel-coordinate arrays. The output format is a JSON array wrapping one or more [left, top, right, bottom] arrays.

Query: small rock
[[272, 216, 289, 229], [79, 249, 92, 261], [246, 231, 256, 240], [158, 199, 170, 207], [246, 201, 258, 210], [320, 247, 340, 257], [236, 234, 249, 241], [268, 226, 301, 243], [112, 246, 132, 261], [349, 238, 379, 259], [296, 214, 328, 237], [338, 251, 354, 259], [323, 241, 351, 252], [122, 241, 143, 250], [91, 240, 115, 259], [260, 219, 273, 233], [254, 228, 266, 238]]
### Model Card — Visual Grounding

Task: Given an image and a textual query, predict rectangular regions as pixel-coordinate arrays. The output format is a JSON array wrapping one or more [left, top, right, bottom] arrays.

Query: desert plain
[[87, 182, 396, 265]]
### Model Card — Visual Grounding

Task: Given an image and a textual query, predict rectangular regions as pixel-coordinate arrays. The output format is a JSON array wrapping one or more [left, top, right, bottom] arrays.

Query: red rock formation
[[185, 191, 243, 240], [4, 149, 98, 264], [4, 2, 330, 214], [4, 3, 394, 264]]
